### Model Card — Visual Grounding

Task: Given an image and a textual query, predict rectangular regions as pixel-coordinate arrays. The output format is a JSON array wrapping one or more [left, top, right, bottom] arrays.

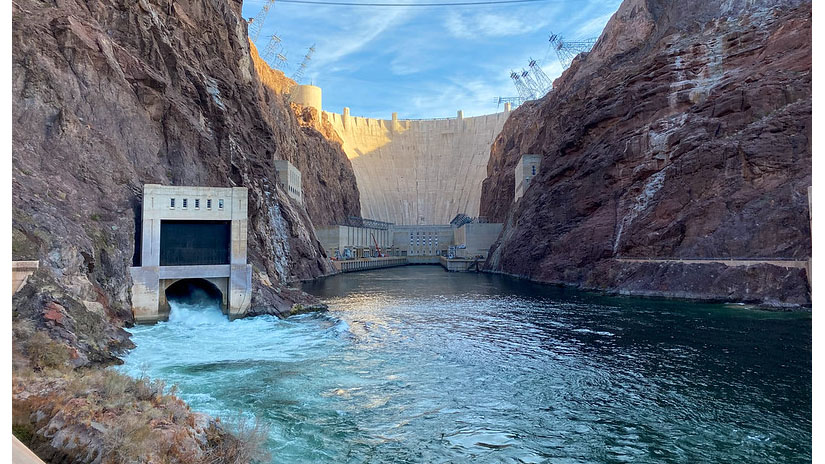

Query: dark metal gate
[[159, 220, 231, 266]]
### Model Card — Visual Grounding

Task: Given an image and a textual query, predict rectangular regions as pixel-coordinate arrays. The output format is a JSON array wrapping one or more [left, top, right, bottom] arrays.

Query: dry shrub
[[134, 375, 167, 402], [203, 415, 271, 464], [101, 412, 157, 463], [26, 330, 71, 370], [101, 369, 132, 398], [12, 401, 35, 445]]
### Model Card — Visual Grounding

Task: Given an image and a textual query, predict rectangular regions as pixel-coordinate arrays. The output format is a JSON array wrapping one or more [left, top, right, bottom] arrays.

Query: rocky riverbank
[[480, 0, 811, 307], [12, 0, 362, 460]]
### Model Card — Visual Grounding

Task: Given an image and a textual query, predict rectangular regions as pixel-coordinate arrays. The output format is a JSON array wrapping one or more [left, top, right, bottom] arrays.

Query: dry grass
[[14, 365, 272, 464], [24, 329, 71, 370], [13, 325, 272, 463]]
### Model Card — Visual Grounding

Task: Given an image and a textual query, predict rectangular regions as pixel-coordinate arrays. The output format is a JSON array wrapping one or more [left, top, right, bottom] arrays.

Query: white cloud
[[312, 8, 415, 70], [444, 5, 561, 40]]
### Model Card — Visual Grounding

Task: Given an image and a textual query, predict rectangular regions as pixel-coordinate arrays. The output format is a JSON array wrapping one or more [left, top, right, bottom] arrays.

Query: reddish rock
[[480, 0, 811, 307], [42, 308, 64, 325]]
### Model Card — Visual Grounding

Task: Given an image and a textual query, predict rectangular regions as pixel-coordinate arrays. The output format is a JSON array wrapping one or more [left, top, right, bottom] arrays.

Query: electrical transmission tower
[[248, 0, 276, 42], [510, 71, 535, 101], [520, 69, 543, 98], [547, 32, 597, 69], [262, 34, 288, 70], [291, 44, 315, 83], [493, 96, 523, 110], [273, 52, 288, 70], [261, 33, 282, 61], [528, 58, 553, 92]]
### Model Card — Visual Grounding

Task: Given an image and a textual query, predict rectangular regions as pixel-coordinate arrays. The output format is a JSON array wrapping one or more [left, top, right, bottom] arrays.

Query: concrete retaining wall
[[332, 257, 408, 273]]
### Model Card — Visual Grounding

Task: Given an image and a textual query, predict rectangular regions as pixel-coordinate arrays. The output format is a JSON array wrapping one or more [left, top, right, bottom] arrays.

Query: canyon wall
[[324, 110, 509, 224], [480, 0, 811, 306]]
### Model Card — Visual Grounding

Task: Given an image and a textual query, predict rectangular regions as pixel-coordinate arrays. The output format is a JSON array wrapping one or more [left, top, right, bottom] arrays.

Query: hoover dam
[[291, 85, 510, 225]]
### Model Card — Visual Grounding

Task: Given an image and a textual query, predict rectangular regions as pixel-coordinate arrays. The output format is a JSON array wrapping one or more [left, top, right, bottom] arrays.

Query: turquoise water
[[119, 266, 811, 463]]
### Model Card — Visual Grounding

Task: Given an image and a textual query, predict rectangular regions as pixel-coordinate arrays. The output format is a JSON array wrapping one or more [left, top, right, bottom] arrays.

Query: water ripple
[[119, 267, 811, 463]]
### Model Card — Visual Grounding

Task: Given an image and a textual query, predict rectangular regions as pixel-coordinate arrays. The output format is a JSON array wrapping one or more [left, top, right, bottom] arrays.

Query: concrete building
[[316, 218, 393, 258], [129, 184, 252, 323], [515, 154, 542, 202], [453, 222, 503, 258], [391, 225, 454, 256], [318, 215, 502, 263], [274, 159, 302, 204], [323, 105, 510, 225]]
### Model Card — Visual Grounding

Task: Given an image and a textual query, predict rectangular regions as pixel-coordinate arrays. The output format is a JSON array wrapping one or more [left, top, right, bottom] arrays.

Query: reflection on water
[[120, 266, 811, 463]]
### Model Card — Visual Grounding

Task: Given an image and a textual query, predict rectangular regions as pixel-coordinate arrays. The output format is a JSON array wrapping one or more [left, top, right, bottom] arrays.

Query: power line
[[273, 0, 553, 6]]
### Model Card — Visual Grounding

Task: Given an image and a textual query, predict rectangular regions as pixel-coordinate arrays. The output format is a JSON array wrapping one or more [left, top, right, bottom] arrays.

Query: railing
[[339, 216, 394, 230], [333, 257, 408, 273]]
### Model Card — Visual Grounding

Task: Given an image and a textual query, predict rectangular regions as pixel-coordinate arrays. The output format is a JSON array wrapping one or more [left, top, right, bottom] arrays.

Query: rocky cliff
[[12, 0, 360, 460], [13, 0, 361, 319], [480, 0, 811, 306]]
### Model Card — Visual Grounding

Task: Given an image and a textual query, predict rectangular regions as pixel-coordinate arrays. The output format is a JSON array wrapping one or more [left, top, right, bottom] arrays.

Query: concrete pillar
[[229, 187, 248, 265], [808, 185, 812, 289], [343, 107, 350, 130], [130, 266, 160, 323], [504, 102, 511, 113], [229, 264, 252, 319], [392, 112, 400, 132], [457, 110, 464, 120]]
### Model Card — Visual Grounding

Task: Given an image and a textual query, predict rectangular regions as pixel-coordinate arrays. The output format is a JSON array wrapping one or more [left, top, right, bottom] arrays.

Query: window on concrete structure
[[170, 198, 175, 208], [195, 199, 200, 209], [207, 199, 212, 209], [219, 199, 224, 209], [182, 199, 188, 208], [532, 165, 536, 175]]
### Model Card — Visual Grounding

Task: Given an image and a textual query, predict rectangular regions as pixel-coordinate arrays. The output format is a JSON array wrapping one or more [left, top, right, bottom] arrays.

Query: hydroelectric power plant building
[[129, 185, 252, 323]]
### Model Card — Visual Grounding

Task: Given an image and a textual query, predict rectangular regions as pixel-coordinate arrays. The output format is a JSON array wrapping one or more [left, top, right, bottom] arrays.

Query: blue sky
[[242, 0, 622, 119]]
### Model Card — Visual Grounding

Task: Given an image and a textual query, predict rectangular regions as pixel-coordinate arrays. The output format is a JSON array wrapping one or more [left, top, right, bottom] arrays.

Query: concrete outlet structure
[[129, 184, 252, 323], [274, 159, 303, 204], [515, 154, 542, 202], [453, 223, 503, 258]]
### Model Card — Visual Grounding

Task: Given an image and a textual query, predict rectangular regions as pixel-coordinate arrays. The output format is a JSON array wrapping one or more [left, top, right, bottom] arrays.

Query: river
[[118, 266, 811, 463]]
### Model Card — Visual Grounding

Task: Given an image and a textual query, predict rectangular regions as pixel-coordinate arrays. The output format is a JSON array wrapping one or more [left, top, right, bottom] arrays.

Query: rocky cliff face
[[249, 42, 361, 228], [480, 0, 811, 306], [12, 0, 360, 459], [13, 0, 361, 322]]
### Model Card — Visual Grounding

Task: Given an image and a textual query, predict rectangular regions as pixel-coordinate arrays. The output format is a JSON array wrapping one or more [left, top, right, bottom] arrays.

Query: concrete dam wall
[[321, 107, 510, 225]]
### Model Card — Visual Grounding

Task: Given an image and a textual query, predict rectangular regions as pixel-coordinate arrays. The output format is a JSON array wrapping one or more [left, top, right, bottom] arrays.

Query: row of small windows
[[169, 197, 223, 210]]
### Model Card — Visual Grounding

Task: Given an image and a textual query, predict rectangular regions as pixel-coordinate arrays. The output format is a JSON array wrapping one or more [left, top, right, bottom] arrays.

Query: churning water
[[119, 267, 811, 463]]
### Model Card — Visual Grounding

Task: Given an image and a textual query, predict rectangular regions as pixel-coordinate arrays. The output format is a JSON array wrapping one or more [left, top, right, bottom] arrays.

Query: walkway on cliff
[[615, 258, 809, 269]]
